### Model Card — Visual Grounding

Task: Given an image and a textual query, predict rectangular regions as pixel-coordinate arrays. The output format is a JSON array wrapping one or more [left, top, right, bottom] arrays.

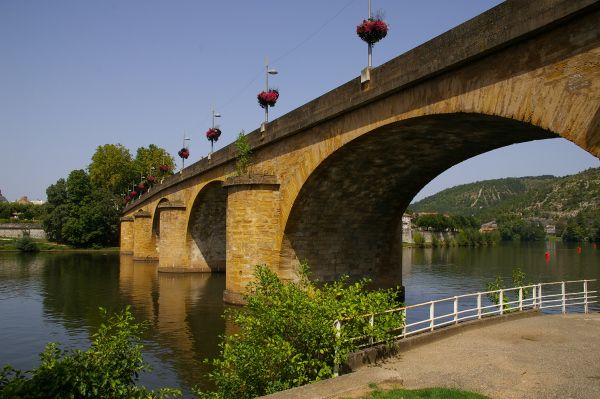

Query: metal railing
[[333, 279, 598, 376]]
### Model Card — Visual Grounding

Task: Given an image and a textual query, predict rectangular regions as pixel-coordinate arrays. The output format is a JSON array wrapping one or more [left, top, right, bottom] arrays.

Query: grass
[[343, 386, 491, 399], [0, 237, 119, 252]]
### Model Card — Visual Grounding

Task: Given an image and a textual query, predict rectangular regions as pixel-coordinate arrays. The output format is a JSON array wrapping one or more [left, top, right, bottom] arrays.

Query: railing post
[[430, 302, 435, 331], [499, 290, 504, 315], [538, 284, 543, 310], [477, 293, 482, 319], [532, 285, 537, 309], [402, 309, 407, 337], [369, 314, 374, 346], [519, 287, 523, 311], [584, 280, 589, 314], [454, 297, 458, 324], [562, 282, 566, 314], [333, 319, 341, 377]]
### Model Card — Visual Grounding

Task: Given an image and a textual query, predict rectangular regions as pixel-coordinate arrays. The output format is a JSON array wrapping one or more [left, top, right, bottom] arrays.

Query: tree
[[42, 179, 69, 242], [132, 144, 175, 182], [43, 171, 119, 247], [196, 263, 403, 399], [562, 222, 585, 242], [88, 143, 135, 195]]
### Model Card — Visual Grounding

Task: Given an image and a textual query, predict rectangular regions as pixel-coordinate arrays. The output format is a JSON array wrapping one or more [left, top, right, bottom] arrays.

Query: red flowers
[[206, 127, 222, 142], [159, 164, 168, 172], [356, 18, 388, 46], [147, 176, 155, 183], [178, 148, 190, 159], [257, 90, 279, 108], [138, 183, 145, 190], [130, 191, 137, 196], [125, 196, 131, 200]]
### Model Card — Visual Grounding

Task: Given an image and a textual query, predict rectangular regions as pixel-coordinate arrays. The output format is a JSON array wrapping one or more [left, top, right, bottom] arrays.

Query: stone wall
[[0, 224, 46, 239]]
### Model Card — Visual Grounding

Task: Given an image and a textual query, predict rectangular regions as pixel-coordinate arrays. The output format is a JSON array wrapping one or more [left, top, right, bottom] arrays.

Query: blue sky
[[1, 0, 598, 202]]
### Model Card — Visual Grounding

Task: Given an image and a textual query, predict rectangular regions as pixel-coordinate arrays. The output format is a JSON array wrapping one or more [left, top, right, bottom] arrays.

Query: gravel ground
[[353, 313, 600, 399], [263, 313, 600, 399]]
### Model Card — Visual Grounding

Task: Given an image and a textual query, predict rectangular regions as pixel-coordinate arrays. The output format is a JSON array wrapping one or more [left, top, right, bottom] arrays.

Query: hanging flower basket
[[130, 191, 137, 196], [356, 18, 388, 46], [122, 200, 127, 204], [178, 148, 190, 159], [147, 176, 155, 183], [257, 90, 279, 109], [206, 127, 222, 142], [159, 164, 168, 172], [138, 183, 145, 190], [125, 196, 131, 201]]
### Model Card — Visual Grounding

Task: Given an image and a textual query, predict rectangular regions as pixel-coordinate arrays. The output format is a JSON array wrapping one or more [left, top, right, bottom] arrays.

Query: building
[[0, 190, 7, 203]]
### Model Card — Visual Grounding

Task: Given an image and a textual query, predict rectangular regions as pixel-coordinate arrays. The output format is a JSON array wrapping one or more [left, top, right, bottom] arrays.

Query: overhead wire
[[187, 0, 355, 135]]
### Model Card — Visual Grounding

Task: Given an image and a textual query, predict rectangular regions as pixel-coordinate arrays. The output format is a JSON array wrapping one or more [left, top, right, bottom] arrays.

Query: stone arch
[[186, 181, 227, 272], [278, 113, 559, 287]]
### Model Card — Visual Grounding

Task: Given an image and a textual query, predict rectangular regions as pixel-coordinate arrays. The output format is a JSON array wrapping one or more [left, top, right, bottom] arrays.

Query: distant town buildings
[[0, 190, 45, 205]]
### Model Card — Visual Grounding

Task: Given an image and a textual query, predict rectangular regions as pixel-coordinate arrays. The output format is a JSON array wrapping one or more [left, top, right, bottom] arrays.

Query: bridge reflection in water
[[118, 255, 231, 393]]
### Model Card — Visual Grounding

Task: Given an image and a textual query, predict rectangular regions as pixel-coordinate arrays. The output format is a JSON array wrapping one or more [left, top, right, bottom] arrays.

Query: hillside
[[410, 167, 600, 221], [409, 175, 557, 215]]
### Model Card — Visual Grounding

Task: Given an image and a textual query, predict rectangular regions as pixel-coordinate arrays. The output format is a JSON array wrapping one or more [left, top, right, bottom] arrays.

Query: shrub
[[196, 262, 404, 399], [0, 307, 181, 398], [412, 232, 425, 247], [430, 233, 441, 247], [14, 231, 39, 252]]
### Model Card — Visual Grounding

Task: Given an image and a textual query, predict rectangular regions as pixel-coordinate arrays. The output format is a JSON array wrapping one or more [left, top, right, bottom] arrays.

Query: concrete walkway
[[262, 312, 600, 399]]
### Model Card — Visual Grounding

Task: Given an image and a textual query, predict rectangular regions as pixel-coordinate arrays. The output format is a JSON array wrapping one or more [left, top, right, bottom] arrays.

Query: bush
[[14, 231, 39, 252], [412, 232, 425, 247], [0, 307, 181, 398], [196, 262, 404, 399], [430, 233, 441, 247]]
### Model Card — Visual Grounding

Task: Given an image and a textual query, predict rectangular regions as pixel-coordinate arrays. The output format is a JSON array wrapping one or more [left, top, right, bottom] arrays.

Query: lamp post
[[265, 54, 278, 123], [139, 172, 145, 199], [368, 0, 372, 68], [182, 130, 190, 170], [211, 103, 221, 155], [148, 166, 155, 192]]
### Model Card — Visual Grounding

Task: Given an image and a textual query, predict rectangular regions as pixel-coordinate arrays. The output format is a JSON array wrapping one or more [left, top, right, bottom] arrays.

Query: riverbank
[[262, 312, 600, 399]]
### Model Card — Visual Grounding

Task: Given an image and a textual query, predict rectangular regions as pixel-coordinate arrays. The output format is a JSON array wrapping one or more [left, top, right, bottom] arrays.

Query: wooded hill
[[410, 167, 600, 222]]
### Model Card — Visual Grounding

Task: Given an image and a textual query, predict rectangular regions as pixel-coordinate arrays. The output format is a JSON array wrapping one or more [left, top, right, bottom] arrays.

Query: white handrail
[[335, 279, 598, 352]]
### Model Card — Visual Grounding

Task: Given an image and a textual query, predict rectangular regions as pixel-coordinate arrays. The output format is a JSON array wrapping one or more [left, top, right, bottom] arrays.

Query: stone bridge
[[121, 0, 600, 304]]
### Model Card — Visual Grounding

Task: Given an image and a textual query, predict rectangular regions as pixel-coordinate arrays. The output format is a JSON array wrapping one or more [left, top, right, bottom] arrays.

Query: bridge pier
[[157, 201, 194, 272], [119, 216, 134, 254], [133, 210, 158, 261], [222, 176, 281, 305]]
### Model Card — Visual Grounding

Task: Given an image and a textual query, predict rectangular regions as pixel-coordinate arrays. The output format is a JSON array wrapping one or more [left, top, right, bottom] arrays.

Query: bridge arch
[[186, 181, 227, 272], [279, 113, 561, 287]]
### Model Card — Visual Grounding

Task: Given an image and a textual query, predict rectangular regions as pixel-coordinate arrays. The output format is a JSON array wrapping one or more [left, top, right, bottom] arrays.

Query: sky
[[1, 0, 598, 203]]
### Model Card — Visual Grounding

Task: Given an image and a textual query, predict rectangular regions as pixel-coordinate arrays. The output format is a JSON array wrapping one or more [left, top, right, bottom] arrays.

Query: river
[[0, 241, 598, 396]]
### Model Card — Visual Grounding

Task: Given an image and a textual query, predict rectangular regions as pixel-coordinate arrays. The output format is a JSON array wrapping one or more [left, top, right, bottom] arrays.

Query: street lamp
[[182, 130, 190, 170], [265, 54, 278, 123], [211, 103, 221, 155], [368, 0, 372, 68]]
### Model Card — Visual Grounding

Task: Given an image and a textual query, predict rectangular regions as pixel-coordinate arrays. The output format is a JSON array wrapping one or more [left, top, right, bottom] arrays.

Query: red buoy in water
[[578, 247, 581, 252], [545, 252, 550, 260]]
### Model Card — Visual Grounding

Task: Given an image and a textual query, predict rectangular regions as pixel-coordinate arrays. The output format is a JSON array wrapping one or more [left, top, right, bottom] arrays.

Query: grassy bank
[[0, 237, 119, 252]]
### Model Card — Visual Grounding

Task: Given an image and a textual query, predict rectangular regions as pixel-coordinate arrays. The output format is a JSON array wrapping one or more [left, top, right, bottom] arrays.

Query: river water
[[0, 241, 598, 396]]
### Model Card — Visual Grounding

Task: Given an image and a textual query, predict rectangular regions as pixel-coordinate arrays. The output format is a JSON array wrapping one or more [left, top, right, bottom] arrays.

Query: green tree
[[42, 179, 69, 242], [88, 143, 135, 195], [196, 263, 403, 399], [562, 222, 585, 242], [0, 307, 181, 398], [133, 144, 175, 183]]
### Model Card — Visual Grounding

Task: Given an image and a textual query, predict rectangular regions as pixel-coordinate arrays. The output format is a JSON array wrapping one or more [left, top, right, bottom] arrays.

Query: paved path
[[263, 313, 600, 399]]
